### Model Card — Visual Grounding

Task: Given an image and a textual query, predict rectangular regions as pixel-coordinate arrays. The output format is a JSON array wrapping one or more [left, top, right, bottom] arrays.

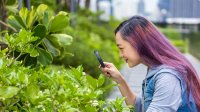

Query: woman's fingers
[[104, 72, 111, 77], [99, 66, 112, 77], [99, 62, 117, 78]]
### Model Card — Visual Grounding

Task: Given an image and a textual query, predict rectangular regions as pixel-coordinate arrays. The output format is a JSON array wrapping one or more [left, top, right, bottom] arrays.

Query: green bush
[[159, 27, 188, 53], [0, 4, 133, 111], [5, 4, 72, 66], [54, 9, 122, 78], [188, 32, 200, 59], [159, 27, 182, 40], [0, 51, 133, 111]]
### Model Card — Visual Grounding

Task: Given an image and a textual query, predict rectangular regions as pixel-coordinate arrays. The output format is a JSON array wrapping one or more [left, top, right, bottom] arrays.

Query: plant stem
[[7, 52, 23, 67], [0, 20, 17, 32]]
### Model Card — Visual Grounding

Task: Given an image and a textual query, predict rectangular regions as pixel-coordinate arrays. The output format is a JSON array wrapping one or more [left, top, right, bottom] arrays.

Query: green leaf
[[30, 48, 39, 57], [97, 74, 105, 87], [0, 86, 19, 99], [14, 15, 27, 29], [27, 7, 36, 28], [50, 34, 72, 47], [17, 29, 37, 44], [57, 11, 68, 16], [25, 84, 39, 104], [19, 7, 29, 24], [33, 24, 47, 38], [43, 11, 49, 28], [43, 38, 60, 56], [102, 83, 117, 91], [49, 14, 69, 32], [7, 15, 22, 31], [36, 4, 48, 17], [18, 70, 28, 84], [37, 48, 53, 66], [86, 75, 97, 89], [85, 105, 97, 112], [70, 67, 82, 80]]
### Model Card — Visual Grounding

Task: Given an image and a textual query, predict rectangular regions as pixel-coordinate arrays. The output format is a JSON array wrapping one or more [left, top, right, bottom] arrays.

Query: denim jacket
[[141, 65, 198, 112]]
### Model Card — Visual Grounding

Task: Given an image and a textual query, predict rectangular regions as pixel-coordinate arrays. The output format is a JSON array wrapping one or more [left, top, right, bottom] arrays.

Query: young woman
[[100, 16, 200, 112]]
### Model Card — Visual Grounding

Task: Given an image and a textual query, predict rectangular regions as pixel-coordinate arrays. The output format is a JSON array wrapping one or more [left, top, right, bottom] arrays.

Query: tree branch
[[0, 20, 17, 32]]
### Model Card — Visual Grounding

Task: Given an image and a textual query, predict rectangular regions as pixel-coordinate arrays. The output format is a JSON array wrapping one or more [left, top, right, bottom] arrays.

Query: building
[[158, 0, 200, 32], [137, 0, 145, 15]]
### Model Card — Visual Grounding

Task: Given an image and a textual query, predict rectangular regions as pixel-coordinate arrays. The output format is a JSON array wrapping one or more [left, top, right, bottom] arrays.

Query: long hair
[[115, 16, 200, 110]]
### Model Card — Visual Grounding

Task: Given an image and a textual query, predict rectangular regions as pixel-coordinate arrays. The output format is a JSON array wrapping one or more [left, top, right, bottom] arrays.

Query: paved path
[[106, 53, 200, 100]]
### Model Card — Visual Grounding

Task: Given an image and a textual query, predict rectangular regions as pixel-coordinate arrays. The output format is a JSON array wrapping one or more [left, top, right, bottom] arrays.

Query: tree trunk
[[65, 0, 71, 12], [18, 0, 22, 10], [56, 0, 62, 11], [24, 0, 31, 10], [0, 0, 7, 30], [85, 0, 90, 9], [96, 0, 99, 11], [77, 0, 80, 6]]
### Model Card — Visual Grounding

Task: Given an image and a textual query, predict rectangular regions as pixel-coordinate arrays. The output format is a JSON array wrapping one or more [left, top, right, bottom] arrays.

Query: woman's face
[[115, 32, 141, 67]]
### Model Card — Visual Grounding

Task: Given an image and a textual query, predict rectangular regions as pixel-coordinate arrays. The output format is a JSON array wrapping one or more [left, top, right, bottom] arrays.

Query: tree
[[85, 0, 90, 9], [24, 0, 31, 10], [0, 0, 8, 30]]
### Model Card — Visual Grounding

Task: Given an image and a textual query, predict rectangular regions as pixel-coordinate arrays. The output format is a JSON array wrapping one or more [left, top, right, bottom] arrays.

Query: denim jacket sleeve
[[135, 92, 142, 112], [146, 73, 182, 112], [134, 73, 182, 112]]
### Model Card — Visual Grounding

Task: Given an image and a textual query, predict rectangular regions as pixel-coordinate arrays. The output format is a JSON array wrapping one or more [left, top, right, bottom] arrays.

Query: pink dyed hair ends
[[115, 16, 200, 110]]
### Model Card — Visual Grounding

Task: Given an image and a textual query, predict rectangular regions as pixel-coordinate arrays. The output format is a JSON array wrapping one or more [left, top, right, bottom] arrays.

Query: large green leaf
[[0, 86, 19, 99], [14, 15, 27, 29], [37, 48, 53, 65], [43, 11, 49, 28], [97, 74, 105, 87], [19, 7, 29, 25], [36, 4, 48, 17], [7, 16, 23, 31], [27, 7, 37, 28], [25, 84, 39, 104], [49, 34, 72, 47], [49, 13, 69, 32], [33, 24, 47, 39], [43, 38, 60, 56], [18, 69, 28, 84], [30, 48, 39, 57], [86, 75, 97, 89]]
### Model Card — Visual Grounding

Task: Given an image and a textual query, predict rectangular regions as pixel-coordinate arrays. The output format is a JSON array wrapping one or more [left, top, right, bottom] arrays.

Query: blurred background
[[0, 0, 200, 110]]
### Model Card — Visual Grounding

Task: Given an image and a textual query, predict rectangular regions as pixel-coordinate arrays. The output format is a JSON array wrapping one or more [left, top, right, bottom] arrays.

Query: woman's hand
[[100, 62, 136, 105], [99, 62, 125, 84]]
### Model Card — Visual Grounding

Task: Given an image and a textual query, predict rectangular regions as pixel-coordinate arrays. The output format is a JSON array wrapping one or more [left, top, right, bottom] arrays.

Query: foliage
[[0, 4, 134, 112], [159, 27, 188, 53], [0, 49, 133, 111], [103, 97, 134, 112], [188, 32, 200, 59], [54, 9, 122, 78], [3, 4, 72, 66]]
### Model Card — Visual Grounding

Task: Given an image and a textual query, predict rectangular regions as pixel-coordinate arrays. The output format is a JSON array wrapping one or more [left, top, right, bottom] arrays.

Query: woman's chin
[[127, 63, 138, 68], [127, 63, 134, 68]]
